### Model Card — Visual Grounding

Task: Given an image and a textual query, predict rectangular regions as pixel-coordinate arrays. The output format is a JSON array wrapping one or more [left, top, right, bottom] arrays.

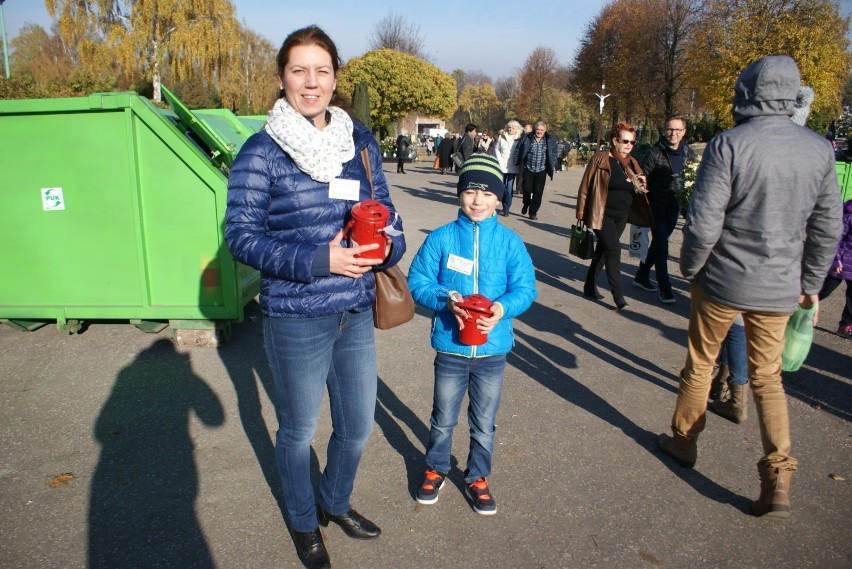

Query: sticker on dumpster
[[41, 188, 65, 211]]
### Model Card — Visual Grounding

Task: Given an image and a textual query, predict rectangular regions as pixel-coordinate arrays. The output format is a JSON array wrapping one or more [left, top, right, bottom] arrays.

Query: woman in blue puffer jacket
[[225, 26, 405, 569]]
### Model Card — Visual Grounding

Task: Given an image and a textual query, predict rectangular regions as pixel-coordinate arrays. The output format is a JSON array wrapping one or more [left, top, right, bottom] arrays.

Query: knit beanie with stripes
[[457, 153, 504, 200]]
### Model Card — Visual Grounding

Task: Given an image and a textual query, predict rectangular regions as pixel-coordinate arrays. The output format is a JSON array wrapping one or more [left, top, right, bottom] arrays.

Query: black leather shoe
[[317, 505, 381, 540], [614, 296, 628, 310], [529, 214, 538, 220], [521, 205, 529, 215], [289, 528, 331, 569]]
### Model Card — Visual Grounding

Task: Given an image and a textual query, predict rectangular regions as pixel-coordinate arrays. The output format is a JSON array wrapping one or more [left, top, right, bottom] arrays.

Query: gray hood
[[732, 55, 800, 123]]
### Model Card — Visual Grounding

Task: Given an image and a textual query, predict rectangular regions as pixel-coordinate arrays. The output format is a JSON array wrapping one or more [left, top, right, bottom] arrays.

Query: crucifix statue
[[594, 87, 611, 115], [590, 83, 613, 146]]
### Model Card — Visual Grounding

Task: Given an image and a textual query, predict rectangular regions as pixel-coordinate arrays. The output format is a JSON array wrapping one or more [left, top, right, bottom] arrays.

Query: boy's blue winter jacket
[[408, 211, 537, 357]]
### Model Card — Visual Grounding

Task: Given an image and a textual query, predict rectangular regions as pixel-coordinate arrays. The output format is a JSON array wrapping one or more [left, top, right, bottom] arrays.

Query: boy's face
[[459, 189, 499, 222]]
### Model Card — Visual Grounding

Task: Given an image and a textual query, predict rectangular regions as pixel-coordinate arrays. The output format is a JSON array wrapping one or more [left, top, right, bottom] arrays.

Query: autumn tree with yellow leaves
[[687, 0, 850, 128], [572, 0, 849, 135], [337, 49, 456, 133], [458, 83, 501, 132], [46, 0, 240, 103], [217, 24, 278, 115]]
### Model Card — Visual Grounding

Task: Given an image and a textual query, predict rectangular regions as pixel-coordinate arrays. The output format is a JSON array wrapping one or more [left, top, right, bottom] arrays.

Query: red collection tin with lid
[[455, 294, 494, 345], [345, 200, 389, 260]]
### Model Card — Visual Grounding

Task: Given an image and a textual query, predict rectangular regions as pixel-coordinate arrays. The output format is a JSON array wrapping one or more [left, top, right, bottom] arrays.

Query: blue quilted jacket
[[225, 121, 406, 317], [408, 211, 537, 357]]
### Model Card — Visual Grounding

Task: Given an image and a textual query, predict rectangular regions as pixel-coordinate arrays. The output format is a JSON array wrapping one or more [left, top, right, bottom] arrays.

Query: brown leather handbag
[[360, 148, 415, 329]]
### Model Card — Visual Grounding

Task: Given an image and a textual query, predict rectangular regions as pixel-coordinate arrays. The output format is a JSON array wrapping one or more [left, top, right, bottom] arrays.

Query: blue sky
[[1, 0, 608, 79], [4, 1, 852, 79]]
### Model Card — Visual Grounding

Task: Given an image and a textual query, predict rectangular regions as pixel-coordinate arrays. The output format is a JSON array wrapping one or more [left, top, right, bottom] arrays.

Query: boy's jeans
[[425, 353, 506, 483]]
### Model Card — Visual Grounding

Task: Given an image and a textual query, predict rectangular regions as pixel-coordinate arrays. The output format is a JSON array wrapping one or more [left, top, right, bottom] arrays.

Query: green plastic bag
[[781, 303, 818, 372]]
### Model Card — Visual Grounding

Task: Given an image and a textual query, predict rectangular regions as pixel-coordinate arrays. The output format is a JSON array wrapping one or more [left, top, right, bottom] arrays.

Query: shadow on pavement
[[508, 323, 750, 512], [89, 339, 224, 568]]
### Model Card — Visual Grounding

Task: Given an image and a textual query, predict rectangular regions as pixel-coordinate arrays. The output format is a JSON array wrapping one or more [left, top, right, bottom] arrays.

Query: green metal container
[[0, 89, 260, 345], [836, 161, 852, 203]]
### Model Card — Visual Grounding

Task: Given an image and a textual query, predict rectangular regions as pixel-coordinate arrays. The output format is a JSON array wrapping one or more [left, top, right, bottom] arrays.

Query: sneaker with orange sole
[[415, 469, 446, 505], [465, 477, 497, 515]]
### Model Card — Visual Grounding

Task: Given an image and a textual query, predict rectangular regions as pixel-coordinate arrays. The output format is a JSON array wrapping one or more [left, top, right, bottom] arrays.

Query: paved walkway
[[1, 161, 850, 568]]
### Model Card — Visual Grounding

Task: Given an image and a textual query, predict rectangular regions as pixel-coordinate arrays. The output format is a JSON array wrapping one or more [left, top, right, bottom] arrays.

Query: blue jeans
[[639, 202, 680, 290], [719, 323, 748, 385], [502, 173, 517, 213], [263, 310, 377, 532], [425, 353, 507, 483]]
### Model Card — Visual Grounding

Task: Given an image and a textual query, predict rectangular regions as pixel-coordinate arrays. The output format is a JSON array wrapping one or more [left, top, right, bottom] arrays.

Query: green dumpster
[[0, 89, 260, 346], [836, 160, 852, 203]]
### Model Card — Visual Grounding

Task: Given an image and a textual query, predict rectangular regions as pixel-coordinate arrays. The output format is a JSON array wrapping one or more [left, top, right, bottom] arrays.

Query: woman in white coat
[[494, 120, 522, 216]]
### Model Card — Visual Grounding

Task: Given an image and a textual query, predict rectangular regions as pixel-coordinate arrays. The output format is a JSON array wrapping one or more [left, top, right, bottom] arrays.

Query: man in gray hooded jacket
[[657, 55, 841, 519]]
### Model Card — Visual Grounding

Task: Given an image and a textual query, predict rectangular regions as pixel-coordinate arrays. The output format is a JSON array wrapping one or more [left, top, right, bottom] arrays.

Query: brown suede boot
[[657, 432, 697, 468], [752, 463, 793, 519], [710, 382, 748, 424], [709, 363, 730, 400]]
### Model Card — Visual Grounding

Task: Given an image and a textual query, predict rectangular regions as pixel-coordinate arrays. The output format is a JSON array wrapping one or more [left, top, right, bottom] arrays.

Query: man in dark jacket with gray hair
[[657, 55, 842, 520]]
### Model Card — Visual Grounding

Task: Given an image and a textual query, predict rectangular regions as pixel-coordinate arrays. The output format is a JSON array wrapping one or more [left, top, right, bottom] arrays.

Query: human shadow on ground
[[509, 320, 751, 512], [782, 341, 852, 421], [375, 374, 470, 501], [375, 376, 427, 498], [88, 339, 224, 568], [522, 241, 690, 348], [399, 185, 459, 207], [516, 302, 677, 395]]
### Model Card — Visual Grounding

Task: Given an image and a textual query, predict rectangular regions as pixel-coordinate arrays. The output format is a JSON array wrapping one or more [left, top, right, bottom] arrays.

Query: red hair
[[609, 122, 635, 141]]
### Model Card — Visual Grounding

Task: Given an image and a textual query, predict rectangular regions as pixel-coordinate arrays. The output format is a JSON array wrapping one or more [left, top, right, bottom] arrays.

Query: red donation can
[[456, 294, 494, 346], [347, 200, 390, 260]]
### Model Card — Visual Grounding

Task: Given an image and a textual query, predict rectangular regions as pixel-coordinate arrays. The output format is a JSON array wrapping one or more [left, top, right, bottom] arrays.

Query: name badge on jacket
[[447, 254, 473, 275]]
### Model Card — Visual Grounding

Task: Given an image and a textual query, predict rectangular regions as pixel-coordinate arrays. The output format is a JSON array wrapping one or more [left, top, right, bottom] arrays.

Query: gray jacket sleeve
[[801, 157, 842, 294], [679, 137, 730, 280]]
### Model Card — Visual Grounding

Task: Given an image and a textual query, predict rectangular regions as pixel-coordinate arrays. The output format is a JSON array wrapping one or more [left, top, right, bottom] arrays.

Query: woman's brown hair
[[275, 25, 342, 100]]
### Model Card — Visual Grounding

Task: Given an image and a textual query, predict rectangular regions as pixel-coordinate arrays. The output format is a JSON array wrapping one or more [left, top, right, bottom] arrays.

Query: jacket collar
[[456, 209, 498, 229]]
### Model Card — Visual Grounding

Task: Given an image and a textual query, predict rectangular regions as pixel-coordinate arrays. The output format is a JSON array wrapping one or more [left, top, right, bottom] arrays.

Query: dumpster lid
[[161, 85, 237, 168]]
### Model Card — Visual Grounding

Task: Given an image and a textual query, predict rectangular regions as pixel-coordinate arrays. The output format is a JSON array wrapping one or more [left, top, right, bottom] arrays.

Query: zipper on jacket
[[471, 223, 480, 358]]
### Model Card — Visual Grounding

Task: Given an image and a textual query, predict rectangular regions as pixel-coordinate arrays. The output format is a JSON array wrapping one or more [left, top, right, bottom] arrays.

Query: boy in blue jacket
[[408, 154, 537, 515]]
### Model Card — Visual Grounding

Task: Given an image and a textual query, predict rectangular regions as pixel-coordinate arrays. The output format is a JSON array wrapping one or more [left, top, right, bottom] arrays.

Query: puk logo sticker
[[42, 188, 65, 211]]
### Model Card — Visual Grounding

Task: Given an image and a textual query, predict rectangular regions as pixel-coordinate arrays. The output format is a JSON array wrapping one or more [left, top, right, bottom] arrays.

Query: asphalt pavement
[[1, 157, 850, 569]]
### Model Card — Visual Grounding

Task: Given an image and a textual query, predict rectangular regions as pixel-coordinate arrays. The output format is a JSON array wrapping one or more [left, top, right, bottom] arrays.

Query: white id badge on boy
[[447, 254, 474, 275]]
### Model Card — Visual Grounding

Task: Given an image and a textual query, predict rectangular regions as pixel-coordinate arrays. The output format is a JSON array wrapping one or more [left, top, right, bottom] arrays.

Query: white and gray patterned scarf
[[264, 97, 355, 182]]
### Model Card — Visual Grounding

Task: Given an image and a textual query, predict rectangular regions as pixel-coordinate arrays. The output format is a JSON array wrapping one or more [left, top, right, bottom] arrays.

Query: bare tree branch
[[368, 10, 428, 60]]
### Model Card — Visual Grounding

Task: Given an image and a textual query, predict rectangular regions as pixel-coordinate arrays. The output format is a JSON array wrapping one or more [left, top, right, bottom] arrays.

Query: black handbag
[[569, 221, 596, 260]]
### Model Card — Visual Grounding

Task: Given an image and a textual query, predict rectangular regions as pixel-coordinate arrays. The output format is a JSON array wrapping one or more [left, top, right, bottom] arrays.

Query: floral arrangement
[[379, 137, 396, 157], [676, 155, 702, 212]]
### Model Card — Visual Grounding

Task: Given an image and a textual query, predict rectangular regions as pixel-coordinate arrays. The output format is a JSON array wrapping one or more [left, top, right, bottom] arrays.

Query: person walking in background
[[657, 55, 841, 520], [634, 115, 696, 305], [225, 25, 407, 569], [408, 154, 537, 516], [818, 199, 852, 339], [396, 130, 410, 174], [576, 122, 652, 310], [437, 132, 455, 175], [708, 314, 749, 423], [514, 124, 534, 195], [517, 121, 558, 220], [459, 123, 478, 164], [494, 120, 522, 216]]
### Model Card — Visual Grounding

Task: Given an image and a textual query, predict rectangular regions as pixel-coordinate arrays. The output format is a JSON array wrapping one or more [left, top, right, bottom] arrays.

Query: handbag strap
[[360, 147, 374, 199]]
